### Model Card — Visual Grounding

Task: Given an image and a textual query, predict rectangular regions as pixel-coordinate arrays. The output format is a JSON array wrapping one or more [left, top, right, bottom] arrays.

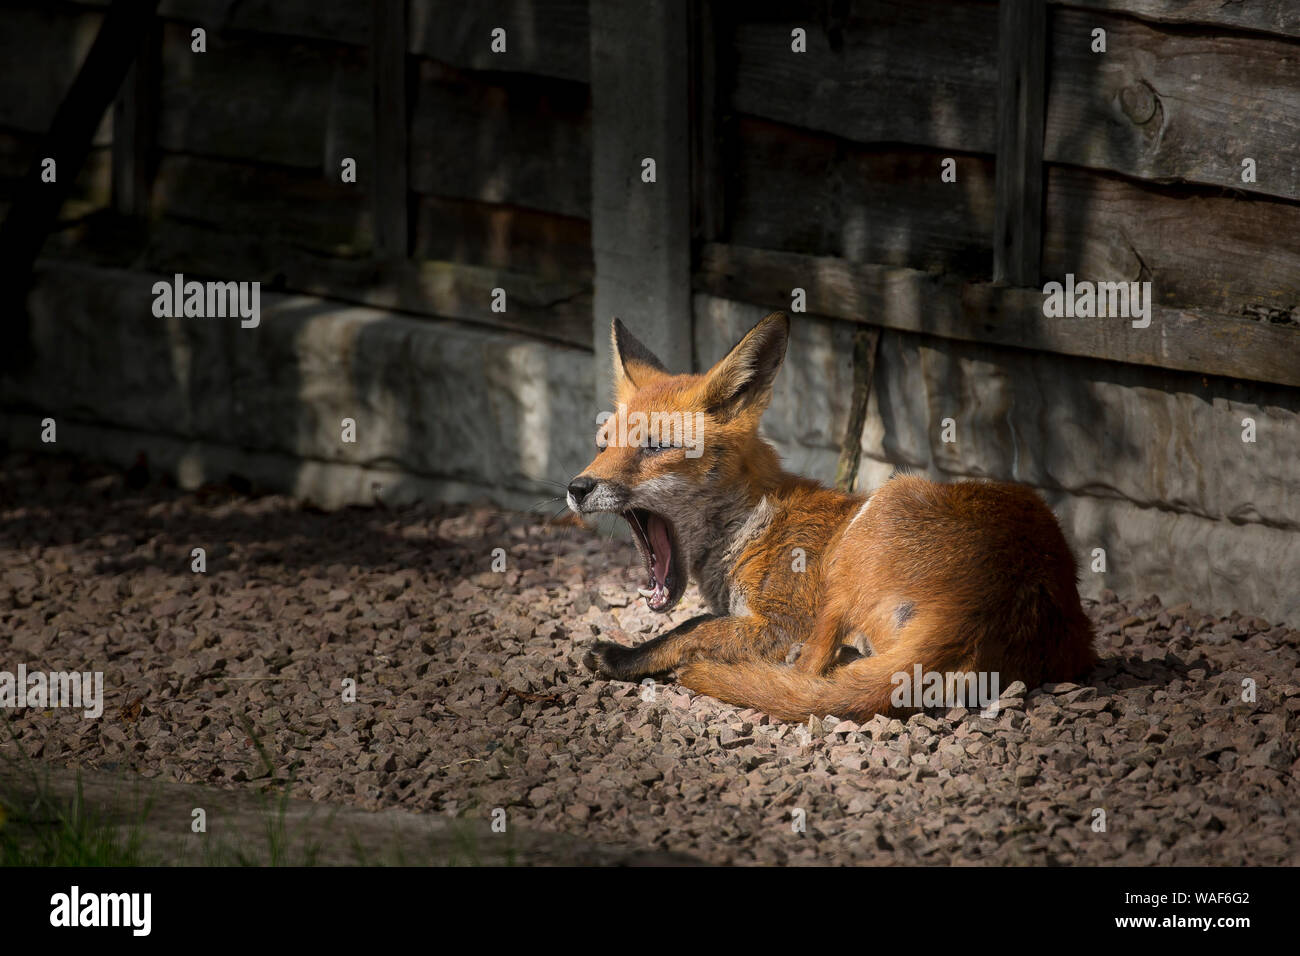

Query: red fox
[[568, 312, 1097, 723]]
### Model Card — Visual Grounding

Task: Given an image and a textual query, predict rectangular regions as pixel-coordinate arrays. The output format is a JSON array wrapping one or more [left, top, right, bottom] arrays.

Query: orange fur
[[572, 312, 1097, 723]]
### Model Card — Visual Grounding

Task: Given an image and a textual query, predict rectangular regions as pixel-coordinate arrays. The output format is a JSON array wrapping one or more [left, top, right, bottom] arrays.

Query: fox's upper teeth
[[637, 586, 655, 597]]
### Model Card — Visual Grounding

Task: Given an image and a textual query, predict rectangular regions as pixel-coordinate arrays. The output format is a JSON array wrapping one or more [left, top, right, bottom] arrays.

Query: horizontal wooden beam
[[408, 59, 590, 220], [729, 0, 999, 155], [296, 258, 592, 351], [1050, 0, 1300, 39], [727, 1, 1300, 203], [72, 0, 372, 46], [48, 217, 593, 349], [1045, 8, 1300, 203], [695, 243, 1300, 388], [1042, 165, 1299, 325], [723, 120, 1298, 321], [236, 255, 591, 351], [407, 0, 590, 83], [729, 119, 996, 274]]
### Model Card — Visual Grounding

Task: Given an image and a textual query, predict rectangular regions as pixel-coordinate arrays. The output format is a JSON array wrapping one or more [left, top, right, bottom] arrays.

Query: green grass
[[0, 718, 321, 866], [0, 770, 154, 866], [1, 719, 505, 866]]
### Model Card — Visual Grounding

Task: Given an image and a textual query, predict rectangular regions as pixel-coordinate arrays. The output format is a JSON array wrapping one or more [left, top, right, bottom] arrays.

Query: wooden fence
[[677, 0, 1300, 391], [0, 0, 595, 350], [0, 0, 1296, 388]]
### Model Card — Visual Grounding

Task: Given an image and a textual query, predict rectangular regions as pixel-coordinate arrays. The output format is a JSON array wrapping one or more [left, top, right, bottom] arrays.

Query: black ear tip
[[612, 316, 625, 337], [763, 312, 790, 344]]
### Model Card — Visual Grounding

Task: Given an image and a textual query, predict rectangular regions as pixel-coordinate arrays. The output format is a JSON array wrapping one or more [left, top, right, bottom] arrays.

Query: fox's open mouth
[[623, 508, 683, 612]]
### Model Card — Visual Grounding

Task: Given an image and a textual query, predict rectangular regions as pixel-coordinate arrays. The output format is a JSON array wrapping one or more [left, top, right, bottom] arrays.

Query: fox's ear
[[702, 311, 789, 419], [611, 318, 669, 396]]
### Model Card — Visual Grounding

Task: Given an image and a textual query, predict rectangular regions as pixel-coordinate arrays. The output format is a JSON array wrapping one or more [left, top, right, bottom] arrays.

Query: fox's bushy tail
[[678, 565, 1099, 722], [677, 644, 945, 724]]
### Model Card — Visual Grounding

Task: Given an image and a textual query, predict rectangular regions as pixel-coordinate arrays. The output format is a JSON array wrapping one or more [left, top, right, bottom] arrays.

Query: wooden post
[[833, 327, 880, 492], [372, 0, 409, 258], [112, 18, 159, 217], [590, 0, 693, 402], [689, 0, 725, 250], [993, 0, 1046, 286]]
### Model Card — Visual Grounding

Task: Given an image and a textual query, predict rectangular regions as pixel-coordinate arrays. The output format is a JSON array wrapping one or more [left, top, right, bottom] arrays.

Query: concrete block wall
[[3, 261, 1295, 621], [1, 261, 594, 513], [695, 295, 1300, 622]]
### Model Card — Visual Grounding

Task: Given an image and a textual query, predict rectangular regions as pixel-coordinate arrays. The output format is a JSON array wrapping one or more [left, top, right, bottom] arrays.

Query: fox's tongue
[[634, 512, 675, 611], [648, 513, 672, 587]]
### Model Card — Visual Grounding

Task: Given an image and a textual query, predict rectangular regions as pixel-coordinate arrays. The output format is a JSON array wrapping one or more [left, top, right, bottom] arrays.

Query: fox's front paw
[[583, 640, 637, 680]]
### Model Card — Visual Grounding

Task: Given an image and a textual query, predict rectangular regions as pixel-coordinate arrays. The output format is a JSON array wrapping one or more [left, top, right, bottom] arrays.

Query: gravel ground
[[1, 452, 1298, 865]]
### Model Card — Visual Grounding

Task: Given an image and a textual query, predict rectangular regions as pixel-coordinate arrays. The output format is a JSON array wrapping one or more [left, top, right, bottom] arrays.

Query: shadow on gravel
[[0, 757, 697, 866], [0, 452, 565, 579], [1097, 652, 1223, 691]]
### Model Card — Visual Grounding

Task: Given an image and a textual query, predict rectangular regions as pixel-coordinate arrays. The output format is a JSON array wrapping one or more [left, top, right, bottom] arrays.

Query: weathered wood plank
[[50, 217, 593, 349], [729, 0, 1000, 154], [286, 257, 592, 351], [1051, 0, 1300, 39], [157, 22, 370, 168], [148, 153, 591, 276], [82, 0, 601, 75], [1046, 8, 1300, 202], [151, 153, 371, 253], [74, 0, 372, 45], [155, 21, 589, 214], [407, 0, 589, 83], [993, 0, 1046, 285], [408, 59, 590, 219], [728, 117, 996, 276], [695, 243, 1300, 388], [372, 0, 409, 258], [727, 2, 1300, 201], [590, 0, 693, 382], [413, 195, 591, 281], [1043, 165, 1300, 322], [111, 16, 159, 216]]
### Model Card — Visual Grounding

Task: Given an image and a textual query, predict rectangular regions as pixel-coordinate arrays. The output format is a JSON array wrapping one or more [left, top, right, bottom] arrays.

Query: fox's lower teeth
[[639, 582, 670, 607]]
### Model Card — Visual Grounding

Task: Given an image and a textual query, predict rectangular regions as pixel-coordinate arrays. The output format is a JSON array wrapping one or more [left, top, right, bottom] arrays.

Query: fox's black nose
[[568, 475, 596, 505]]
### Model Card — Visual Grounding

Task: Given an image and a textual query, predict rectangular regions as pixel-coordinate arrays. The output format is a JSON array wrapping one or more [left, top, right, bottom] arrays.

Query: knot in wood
[[1120, 81, 1158, 126]]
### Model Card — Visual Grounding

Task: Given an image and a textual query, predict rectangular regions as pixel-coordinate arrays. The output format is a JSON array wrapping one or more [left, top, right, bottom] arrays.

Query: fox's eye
[[641, 443, 677, 456]]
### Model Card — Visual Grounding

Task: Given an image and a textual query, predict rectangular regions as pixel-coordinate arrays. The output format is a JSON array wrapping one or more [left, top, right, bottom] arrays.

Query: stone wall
[[696, 295, 1300, 623], [1, 261, 594, 513], [3, 261, 1295, 622]]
